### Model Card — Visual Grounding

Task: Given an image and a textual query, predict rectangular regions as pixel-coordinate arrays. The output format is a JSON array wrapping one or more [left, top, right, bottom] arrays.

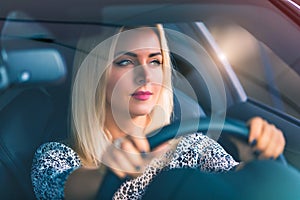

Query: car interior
[[0, 1, 300, 199], [0, 16, 212, 199]]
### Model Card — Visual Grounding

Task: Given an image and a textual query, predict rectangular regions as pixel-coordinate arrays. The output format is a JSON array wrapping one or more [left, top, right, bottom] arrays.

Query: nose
[[135, 62, 150, 85]]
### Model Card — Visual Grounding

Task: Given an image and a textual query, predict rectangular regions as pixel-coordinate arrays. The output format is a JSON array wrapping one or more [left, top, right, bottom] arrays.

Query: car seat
[[0, 11, 71, 199], [0, 88, 54, 199]]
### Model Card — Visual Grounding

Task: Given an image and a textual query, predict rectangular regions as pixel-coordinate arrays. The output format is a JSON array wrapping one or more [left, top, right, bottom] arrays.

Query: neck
[[105, 107, 150, 140]]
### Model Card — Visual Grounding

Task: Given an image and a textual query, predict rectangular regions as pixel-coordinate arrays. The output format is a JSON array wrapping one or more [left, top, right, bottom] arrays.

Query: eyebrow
[[115, 51, 162, 58]]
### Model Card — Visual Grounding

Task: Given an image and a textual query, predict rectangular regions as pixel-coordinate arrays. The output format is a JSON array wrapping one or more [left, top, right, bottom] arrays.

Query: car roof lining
[[0, 0, 273, 22]]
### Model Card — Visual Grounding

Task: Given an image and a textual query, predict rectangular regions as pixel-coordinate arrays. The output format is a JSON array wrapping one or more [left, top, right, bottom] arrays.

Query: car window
[[206, 22, 300, 120]]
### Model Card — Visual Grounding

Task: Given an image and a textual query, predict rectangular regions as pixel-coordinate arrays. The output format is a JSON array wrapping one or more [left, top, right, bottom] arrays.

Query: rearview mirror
[[0, 48, 66, 90]]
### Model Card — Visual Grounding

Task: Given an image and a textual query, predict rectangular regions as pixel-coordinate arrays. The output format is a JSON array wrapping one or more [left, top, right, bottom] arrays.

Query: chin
[[129, 103, 155, 116], [130, 111, 152, 117], [129, 108, 153, 117]]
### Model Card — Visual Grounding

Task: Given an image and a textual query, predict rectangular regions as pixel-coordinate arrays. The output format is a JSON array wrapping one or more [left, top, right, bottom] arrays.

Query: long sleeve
[[31, 142, 81, 199], [168, 132, 239, 172], [113, 132, 239, 199]]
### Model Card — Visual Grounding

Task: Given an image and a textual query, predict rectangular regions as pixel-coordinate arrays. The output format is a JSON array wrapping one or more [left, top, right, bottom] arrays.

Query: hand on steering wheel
[[97, 116, 287, 200], [146, 117, 287, 165]]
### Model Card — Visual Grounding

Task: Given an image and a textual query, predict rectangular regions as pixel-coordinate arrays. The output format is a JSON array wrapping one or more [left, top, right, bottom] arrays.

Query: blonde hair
[[70, 24, 173, 166]]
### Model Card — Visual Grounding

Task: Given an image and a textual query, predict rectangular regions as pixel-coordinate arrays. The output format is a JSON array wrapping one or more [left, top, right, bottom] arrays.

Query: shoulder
[[35, 141, 76, 154], [33, 141, 81, 169], [31, 142, 81, 199]]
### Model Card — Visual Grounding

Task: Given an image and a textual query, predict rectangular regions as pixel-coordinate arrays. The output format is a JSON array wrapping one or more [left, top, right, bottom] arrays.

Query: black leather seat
[[0, 88, 54, 199], [0, 11, 73, 199]]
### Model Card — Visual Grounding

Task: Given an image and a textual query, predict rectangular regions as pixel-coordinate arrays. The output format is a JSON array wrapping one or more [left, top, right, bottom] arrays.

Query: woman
[[31, 24, 285, 199]]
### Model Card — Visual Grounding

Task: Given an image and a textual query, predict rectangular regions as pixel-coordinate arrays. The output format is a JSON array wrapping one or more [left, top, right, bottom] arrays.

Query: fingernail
[[141, 151, 147, 159], [135, 166, 141, 171], [250, 139, 257, 147], [254, 150, 261, 157]]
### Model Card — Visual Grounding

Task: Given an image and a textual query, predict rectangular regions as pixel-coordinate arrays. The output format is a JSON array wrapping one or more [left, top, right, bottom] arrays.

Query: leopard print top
[[31, 133, 238, 199]]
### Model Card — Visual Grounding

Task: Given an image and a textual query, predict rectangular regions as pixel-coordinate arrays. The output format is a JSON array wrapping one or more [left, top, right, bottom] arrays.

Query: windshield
[[206, 20, 300, 119]]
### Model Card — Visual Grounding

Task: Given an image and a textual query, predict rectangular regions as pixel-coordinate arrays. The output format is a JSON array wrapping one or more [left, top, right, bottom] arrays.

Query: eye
[[150, 59, 162, 66], [114, 59, 134, 67]]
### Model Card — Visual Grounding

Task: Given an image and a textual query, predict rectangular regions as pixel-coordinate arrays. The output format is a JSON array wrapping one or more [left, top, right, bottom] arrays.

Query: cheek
[[106, 71, 133, 103], [151, 67, 163, 84]]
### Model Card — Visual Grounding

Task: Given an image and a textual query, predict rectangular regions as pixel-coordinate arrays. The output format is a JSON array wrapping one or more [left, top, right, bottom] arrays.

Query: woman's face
[[106, 27, 163, 119]]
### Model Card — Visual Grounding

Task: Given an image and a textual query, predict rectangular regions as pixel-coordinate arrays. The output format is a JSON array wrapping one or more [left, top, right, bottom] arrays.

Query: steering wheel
[[97, 117, 287, 200], [147, 117, 287, 164]]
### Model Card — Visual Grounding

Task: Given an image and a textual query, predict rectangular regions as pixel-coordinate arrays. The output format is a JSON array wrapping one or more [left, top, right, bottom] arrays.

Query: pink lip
[[131, 91, 153, 101]]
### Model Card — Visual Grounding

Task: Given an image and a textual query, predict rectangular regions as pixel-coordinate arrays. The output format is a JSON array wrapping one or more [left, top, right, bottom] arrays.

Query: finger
[[121, 138, 147, 171], [276, 129, 286, 157], [255, 122, 273, 153], [248, 117, 265, 144], [111, 144, 138, 173], [259, 129, 279, 159], [103, 140, 139, 173], [264, 128, 285, 159], [129, 136, 150, 153], [257, 124, 286, 160]]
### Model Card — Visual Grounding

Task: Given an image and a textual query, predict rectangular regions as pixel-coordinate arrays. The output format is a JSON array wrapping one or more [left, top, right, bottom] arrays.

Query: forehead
[[114, 27, 161, 53]]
